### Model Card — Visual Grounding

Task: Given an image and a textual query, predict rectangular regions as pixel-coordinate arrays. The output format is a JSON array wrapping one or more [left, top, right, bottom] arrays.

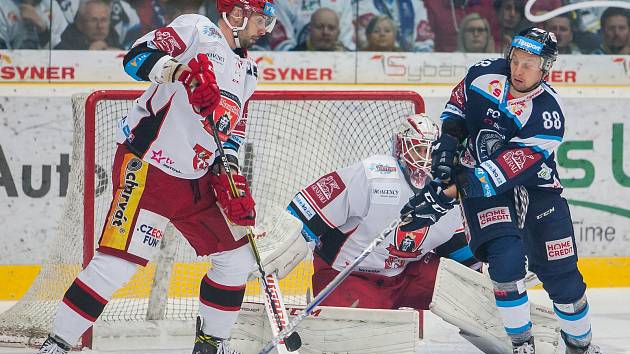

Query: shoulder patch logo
[[497, 148, 541, 178], [537, 163, 552, 180], [304, 172, 346, 209], [202, 25, 222, 39], [153, 28, 186, 57]]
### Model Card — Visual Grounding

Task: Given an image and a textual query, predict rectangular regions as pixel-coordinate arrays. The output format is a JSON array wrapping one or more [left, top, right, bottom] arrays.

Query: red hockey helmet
[[217, 0, 276, 33]]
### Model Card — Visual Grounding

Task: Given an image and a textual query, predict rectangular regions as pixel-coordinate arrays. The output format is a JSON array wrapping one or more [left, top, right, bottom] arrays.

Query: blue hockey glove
[[431, 133, 460, 184], [399, 181, 456, 231]]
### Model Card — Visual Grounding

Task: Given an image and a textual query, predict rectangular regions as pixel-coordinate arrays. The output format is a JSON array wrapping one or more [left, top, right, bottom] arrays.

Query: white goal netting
[[0, 90, 423, 347]]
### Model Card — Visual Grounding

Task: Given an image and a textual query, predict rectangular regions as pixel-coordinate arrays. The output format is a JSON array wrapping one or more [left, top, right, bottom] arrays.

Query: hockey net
[[0, 90, 424, 349]]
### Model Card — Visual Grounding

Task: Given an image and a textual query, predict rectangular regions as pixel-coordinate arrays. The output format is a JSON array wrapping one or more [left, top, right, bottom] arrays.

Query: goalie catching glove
[[178, 53, 220, 116], [399, 180, 456, 231], [248, 207, 309, 280], [210, 173, 256, 226]]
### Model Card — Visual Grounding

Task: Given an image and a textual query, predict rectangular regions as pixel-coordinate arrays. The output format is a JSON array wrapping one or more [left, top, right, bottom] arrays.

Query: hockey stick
[[207, 116, 302, 352], [258, 217, 402, 354]]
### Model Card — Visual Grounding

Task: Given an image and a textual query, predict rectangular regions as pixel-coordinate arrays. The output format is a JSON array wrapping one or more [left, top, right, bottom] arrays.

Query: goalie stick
[[206, 115, 302, 352], [258, 217, 403, 354]]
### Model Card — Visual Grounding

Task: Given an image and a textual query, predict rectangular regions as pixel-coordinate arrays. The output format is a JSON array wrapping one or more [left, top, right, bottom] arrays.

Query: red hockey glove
[[178, 53, 220, 117], [210, 173, 256, 226]]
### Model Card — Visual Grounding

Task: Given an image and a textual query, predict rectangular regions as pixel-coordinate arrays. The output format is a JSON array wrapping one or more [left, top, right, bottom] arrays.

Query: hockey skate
[[192, 317, 240, 354], [513, 337, 536, 354], [558, 332, 604, 354], [38, 334, 71, 354]]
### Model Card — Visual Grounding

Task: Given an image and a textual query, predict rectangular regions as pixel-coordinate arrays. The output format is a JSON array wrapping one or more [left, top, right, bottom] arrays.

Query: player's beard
[[238, 33, 259, 49]]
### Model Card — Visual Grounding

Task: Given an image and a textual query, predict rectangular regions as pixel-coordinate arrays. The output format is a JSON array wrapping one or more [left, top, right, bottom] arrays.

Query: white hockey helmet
[[393, 114, 440, 186]]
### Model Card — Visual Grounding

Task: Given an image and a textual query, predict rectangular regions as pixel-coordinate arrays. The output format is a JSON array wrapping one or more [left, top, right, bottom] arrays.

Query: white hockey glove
[[249, 207, 310, 280]]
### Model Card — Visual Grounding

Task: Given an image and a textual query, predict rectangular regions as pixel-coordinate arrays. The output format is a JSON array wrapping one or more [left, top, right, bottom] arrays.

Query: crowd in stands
[[1, 0, 629, 54]]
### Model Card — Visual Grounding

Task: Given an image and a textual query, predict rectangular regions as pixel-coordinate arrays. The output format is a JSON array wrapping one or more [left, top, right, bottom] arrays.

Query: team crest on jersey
[[207, 91, 241, 142], [153, 28, 185, 57], [192, 144, 213, 171], [304, 172, 346, 208], [476, 129, 505, 160], [386, 226, 429, 258]]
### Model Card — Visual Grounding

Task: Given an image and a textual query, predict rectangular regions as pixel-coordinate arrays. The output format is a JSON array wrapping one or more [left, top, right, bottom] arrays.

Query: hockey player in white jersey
[[38, 1, 276, 354], [286, 114, 479, 311]]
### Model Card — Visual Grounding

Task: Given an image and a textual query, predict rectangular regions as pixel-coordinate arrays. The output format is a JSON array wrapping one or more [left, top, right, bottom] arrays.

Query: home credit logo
[[254, 55, 333, 82]]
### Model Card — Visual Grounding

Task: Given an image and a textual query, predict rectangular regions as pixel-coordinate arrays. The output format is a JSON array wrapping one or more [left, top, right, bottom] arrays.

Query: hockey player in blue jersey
[[400, 28, 602, 353]]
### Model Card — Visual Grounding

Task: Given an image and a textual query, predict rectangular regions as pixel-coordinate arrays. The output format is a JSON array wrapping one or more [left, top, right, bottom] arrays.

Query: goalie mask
[[393, 114, 440, 189], [217, 0, 277, 48]]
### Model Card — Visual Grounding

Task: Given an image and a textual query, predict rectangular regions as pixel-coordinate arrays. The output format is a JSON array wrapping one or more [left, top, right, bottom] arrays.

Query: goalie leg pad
[[430, 258, 560, 354]]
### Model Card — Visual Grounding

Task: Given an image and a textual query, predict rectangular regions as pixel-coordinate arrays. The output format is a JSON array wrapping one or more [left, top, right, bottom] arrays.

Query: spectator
[[0, 0, 26, 49], [565, 0, 604, 53], [18, 0, 52, 48], [355, 0, 434, 52], [457, 13, 495, 53], [593, 7, 630, 54], [494, 0, 529, 52], [51, 0, 139, 49], [50, 0, 80, 48], [363, 15, 399, 51], [261, 0, 353, 51], [425, 0, 497, 52], [201, 0, 218, 22], [110, 0, 141, 49], [118, 0, 200, 48], [292, 7, 346, 51], [55, 0, 121, 50], [544, 12, 582, 54]]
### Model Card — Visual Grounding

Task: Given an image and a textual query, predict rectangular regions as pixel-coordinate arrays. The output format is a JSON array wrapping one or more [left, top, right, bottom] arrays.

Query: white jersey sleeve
[[288, 160, 370, 242]]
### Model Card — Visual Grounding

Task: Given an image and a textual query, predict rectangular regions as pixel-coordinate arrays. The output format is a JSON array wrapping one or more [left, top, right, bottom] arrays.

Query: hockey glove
[[178, 53, 220, 117], [455, 166, 497, 199], [399, 180, 455, 232], [210, 173, 256, 226], [431, 133, 460, 184]]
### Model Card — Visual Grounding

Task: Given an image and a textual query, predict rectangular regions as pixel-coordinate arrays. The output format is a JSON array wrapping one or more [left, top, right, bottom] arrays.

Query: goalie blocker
[[248, 207, 310, 281]]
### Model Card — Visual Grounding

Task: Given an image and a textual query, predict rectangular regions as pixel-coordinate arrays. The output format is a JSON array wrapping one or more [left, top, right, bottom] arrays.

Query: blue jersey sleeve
[[474, 87, 565, 195]]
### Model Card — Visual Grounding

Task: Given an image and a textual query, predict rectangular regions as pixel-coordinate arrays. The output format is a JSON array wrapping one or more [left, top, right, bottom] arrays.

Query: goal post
[[0, 90, 425, 351]]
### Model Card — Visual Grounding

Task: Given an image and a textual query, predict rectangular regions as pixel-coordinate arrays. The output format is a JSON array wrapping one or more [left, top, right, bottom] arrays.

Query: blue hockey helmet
[[506, 27, 558, 74]]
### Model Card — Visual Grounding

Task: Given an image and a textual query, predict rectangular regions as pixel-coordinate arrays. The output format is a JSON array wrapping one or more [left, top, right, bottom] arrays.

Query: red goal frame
[[82, 89, 425, 348]]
